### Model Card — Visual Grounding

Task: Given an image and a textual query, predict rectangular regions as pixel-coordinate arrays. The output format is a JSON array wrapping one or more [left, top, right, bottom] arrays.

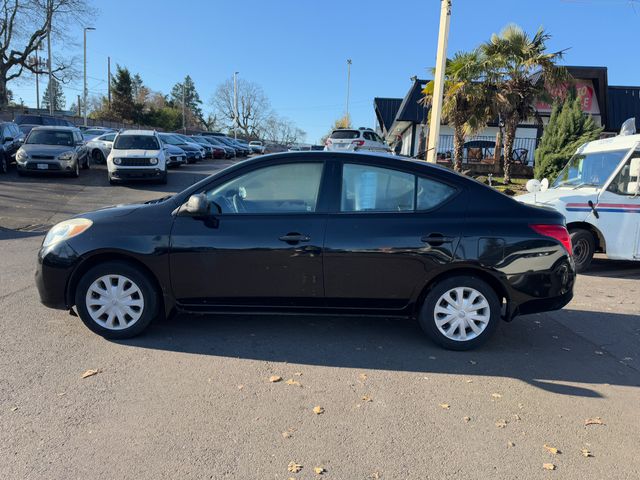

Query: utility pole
[[107, 56, 111, 107], [35, 44, 41, 110], [426, 0, 451, 163], [182, 81, 186, 133], [47, 17, 53, 115], [346, 59, 352, 121], [83, 27, 95, 126], [77, 95, 81, 116], [233, 71, 239, 140]]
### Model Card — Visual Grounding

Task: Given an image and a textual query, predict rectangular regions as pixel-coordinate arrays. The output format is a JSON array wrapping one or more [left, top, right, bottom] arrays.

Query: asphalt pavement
[[1, 159, 639, 479]]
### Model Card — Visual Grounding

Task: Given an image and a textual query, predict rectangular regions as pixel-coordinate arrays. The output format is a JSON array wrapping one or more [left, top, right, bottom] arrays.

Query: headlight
[[149, 157, 158, 165], [16, 149, 28, 162], [113, 157, 121, 165], [58, 151, 74, 161], [42, 218, 93, 248]]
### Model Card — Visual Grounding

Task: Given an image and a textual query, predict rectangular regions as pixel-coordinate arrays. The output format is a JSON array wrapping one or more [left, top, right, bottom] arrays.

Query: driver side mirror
[[183, 194, 222, 216]]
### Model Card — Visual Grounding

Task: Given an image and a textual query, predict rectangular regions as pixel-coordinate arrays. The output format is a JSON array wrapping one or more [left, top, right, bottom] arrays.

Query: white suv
[[107, 130, 168, 185], [325, 128, 391, 153]]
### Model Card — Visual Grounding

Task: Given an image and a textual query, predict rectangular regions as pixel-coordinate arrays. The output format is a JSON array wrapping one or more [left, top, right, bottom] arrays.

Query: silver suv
[[325, 127, 391, 153]]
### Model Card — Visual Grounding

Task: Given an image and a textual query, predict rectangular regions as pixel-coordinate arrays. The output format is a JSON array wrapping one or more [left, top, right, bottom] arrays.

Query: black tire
[[74, 261, 160, 339], [92, 149, 105, 164], [570, 228, 595, 273], [0, 153, 7, 173], [108, 173, 117, 185], [418, 275, 501, 350], [81, 155, 90, 170]]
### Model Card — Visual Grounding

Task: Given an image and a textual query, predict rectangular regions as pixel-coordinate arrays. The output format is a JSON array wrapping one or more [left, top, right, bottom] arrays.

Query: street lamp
[[83, 27, 96, 126]]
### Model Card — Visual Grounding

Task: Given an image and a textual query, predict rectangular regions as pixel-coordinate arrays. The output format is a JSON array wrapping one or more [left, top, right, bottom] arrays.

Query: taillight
[[352, 140, 365, 146], [530, 224, 572, 255]]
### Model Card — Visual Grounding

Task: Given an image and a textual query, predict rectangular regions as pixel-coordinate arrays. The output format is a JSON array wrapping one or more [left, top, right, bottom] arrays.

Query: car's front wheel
[[74, 261, 159, 339], [418, 276, 501, 350]]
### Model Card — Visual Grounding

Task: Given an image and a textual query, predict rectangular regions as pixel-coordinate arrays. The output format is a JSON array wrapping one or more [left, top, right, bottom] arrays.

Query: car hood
[[73, 197, 174, 223], [21, 144, 75, 156], [111, 149, 160, 157], [166, 145, 186, 154], [174, 143, 199, 152], [516, 187, 599, 209]]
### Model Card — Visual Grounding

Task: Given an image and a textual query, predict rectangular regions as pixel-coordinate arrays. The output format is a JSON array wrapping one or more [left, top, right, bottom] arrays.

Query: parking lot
[[1, 160, 640, 479]]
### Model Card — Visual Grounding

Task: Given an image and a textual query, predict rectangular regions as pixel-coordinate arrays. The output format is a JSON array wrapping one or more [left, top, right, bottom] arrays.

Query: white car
[[85, 131, 116, 164], [107, 130, 168, 185], [325, 128, 391, 153], [518, 121, 640, 272], [249, 140, 265, 154]]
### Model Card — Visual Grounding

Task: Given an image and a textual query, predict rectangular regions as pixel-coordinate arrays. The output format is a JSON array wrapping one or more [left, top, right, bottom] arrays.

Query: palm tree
[[480, 24, 567, 183], [422, 51, 492, 172]]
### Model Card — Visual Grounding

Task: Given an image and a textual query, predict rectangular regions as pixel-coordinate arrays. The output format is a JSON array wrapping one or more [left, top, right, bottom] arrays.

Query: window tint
[[608, 152, 640, 196], [330, 130, 360, 140], [113, 135, 160, 150], [417, 177, 456, 210], [205, 162, 324, 214], [341, 164, 415, 212], [102, 133, 116, 142]]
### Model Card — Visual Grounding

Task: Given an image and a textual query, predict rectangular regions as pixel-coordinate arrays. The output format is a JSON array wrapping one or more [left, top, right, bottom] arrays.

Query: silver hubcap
[[85, 274, 144, 330], [434, 287, 491, 342]]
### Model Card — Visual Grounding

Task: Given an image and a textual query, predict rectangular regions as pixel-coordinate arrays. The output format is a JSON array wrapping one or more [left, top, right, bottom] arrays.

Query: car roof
[[119, 129, 156, 136], [31, 126, 78, 131]]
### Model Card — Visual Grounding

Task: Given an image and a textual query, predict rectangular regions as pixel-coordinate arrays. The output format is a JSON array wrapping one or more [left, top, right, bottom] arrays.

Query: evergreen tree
[[110, 65, 135, 121], [41, 78, 65, 111], [170, 75, 204, 127], [534, 95, 603, 180]]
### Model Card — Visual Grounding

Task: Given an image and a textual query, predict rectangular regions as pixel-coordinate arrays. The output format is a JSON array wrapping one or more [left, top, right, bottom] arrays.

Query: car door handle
[[279, 233, 311, 244], [421, 233, 454, 245]]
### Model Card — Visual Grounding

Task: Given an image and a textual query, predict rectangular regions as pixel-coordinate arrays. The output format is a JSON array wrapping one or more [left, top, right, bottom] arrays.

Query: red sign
[[536, 80, 599, 115]]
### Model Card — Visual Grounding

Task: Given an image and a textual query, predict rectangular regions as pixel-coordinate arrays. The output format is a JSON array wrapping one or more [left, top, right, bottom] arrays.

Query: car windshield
[[113, 135, 159, 150], [26, 130, 74, 146], [330, 130, 359, 139], [552, 149, 628, 189], [84, 129, 106, 135], [160, 135, 184, 145]]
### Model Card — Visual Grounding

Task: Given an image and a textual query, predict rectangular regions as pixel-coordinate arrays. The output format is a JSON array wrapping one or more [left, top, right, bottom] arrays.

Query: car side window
[[417, 177, 457, 210], [205, 162, 324, 214], [341, 164, 415, 212], [608, 152, 640, 196], [103, 133, 116, 142]]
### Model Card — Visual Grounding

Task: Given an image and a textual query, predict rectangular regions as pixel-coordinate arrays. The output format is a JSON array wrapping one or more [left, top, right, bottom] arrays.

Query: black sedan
[[35, 152, 575, 350]]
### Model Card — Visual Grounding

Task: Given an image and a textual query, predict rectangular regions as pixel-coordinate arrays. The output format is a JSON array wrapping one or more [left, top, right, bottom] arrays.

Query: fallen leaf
[[594, 350, 604, 355], [282, 431, 292, 439], [285, 379, 302, 387], [469, 360, 477, 365], [585, 417, 605, 426], [544, 444, 560, 455], [428, 355, 437, 360], [359, 373, 368, 381], [439, 403, 450, 410], [362, 395, 373, 402], [495, 419, 508, 428], [491, 393, 502, 399], [288, 461, 303, 473], [81, 369, 101, 379], [11, 406, 18, 412], [314, 466, 326, 474], [369, 472, 381, 479], [465, 379, 473, 383], [463, 416, 471, 422], [561, 347, 571, 351], [294, 372, 303, 376], [269, 375, 283, 383], [507, 441, 515, 448], [543, 463, 556, 470], [57, 392, 66, 396], [513, 414, 521, 421], [313, 406, 325, 415], [581, 448, 593, 457], [623, 357, 633, 361]]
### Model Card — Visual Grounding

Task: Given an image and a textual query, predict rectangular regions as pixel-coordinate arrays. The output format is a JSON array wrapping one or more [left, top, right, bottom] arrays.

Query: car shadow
[[116, 309, 640, 398], [581, 257, 640, 279]]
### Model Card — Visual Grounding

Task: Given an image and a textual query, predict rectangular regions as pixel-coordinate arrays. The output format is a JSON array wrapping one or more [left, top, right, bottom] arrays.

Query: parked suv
[[325, 127, 391, 153], [16, 126, 88, 177], [107, 130, 167, 184], [0, 121, 24, 173]]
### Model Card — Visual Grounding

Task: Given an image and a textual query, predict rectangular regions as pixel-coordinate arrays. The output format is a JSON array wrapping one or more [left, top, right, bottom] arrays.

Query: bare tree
[[262, 115, 306, 146], [0, 0, 91, 108], [211, 77, 272, 137]]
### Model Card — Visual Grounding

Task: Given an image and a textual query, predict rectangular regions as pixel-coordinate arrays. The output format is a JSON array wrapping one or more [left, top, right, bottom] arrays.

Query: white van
[[107, 130, 168, 185], [518, 120, 640, 272]]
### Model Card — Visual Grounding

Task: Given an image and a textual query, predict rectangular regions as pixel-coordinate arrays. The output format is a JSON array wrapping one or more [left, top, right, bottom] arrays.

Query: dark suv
[[0, 121, 24, 173]]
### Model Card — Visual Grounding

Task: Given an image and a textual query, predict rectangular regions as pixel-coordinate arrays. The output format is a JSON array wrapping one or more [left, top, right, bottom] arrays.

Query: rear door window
[[341, 164, 415, 212]]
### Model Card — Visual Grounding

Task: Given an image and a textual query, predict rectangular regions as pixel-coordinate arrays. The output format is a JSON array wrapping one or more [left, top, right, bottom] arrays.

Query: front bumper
[[35, 241, 80, 310], [111, 168, 165, 180], [19, 160, 75, 173]]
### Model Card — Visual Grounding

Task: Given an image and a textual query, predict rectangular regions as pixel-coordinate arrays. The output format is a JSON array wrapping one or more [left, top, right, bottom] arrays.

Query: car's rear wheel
[[418, 276, 500, 350], [570, 228, 595, 273], [75, 261, 159, 339]]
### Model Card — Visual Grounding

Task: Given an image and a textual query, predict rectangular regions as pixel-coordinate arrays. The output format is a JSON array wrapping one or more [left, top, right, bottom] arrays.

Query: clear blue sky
[[8, 0, 640, 142]]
